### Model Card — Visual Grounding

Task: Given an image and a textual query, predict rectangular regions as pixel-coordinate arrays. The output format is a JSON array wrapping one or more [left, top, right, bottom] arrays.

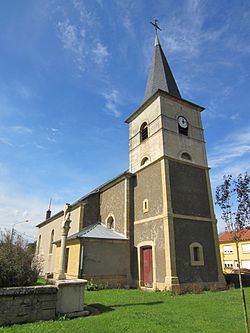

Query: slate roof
[[144, 35, 181, 102], [219, 229, 250, 243], [66, 222, 128, 241]]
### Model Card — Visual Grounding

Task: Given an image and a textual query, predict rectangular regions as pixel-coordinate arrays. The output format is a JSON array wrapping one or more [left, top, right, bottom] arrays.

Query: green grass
[[1, 288, 249, 333]]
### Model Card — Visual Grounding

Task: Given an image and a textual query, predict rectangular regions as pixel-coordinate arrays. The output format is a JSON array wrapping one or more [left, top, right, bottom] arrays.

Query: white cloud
[[208, 126, 250, 195], [72, 0, 94, 25], [0, 125, 33, 148], [161, 4, 227, 60], [0, 164, 66, 240], [9, 126, 33, 134], [55, 2, 110, 72], [57, 19, 86, 71], [93, 42, 110, 65], [13, 82, 33, 100], [0, 137, 14, 147], [95, 0, 103, 7], [102, 89, 122, 117], [208, 127, 250, 168]]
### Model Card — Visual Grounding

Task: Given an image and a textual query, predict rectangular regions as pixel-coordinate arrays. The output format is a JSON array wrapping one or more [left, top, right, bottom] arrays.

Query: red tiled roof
[[219, 229, 250, 243]]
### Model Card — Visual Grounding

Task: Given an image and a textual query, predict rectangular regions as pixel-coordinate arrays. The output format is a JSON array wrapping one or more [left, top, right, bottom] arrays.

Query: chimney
[[46, 209, 51, 220], [45, 198, 52, 220]]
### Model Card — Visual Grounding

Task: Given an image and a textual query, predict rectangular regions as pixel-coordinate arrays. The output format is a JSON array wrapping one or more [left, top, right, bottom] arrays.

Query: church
[[36, 33, 225, 292]]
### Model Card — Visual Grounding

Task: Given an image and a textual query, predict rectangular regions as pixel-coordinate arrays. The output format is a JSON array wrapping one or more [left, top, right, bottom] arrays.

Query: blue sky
[[0, 0, 250, 239]]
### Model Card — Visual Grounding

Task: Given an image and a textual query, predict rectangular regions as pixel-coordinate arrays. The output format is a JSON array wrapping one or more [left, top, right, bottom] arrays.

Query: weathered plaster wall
[[81, 193, 100, 228], [133, 219, 166, 284], [81, 239, 130, 285], [160, 96, 208, 167], [174, 218, 218, 283], [133, 160, 163, 221], [54, 240, 81, 279], [169, 160, 211, 218], [100, 180, 125, 235], [37, 205, 82, 275], [128, 97, 163, 173]]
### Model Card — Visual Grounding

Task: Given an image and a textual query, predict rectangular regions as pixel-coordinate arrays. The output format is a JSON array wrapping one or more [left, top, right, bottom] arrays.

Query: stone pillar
[[58, 204, 71, 280], [55, 279, 88, 316]]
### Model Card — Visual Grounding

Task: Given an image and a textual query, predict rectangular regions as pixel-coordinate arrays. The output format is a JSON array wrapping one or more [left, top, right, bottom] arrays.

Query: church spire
[[144, 32, 181, 102]]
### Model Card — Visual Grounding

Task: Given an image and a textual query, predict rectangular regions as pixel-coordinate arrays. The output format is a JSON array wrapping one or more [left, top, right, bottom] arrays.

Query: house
[[36, 34, 225, 292], [219, 229, 250, 273]]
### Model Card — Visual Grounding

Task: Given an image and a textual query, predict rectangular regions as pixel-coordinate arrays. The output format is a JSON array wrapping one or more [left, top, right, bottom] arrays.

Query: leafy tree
[[216, 172, 250, 333], [0, 230, 41, 287]]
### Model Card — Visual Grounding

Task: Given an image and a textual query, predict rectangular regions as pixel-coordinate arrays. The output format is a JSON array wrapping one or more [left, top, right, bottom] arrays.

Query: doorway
[[141, 246, 153, 288]]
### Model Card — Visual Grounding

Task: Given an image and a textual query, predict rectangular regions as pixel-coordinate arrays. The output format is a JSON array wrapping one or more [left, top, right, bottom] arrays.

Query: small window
[[242, 244, 250, 253], [181, 152, 191, 161], [193, 246, 199, 262], [141, 157, 149, 166], [107, 215, 114, 229], [49, 229, 54, 254], [140, 122, 148, 142], [190, 242, 204, 266], [143, 199, 149, 213], [234, 260, 239, 268], [224, 260, 233, 268], [242, 260, 250, 269], [224, 245, 233, 254]]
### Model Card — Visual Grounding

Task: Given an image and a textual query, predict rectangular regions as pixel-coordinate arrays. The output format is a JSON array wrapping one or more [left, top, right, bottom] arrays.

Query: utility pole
[[11, 220, 29, 243]]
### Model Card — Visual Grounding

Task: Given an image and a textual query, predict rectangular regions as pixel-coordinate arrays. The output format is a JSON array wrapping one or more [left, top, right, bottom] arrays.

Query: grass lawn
[[0, 288, 249, 333]]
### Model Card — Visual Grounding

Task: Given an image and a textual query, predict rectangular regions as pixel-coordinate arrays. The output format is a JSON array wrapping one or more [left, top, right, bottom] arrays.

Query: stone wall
[[0, 285, 57, 326], [0, 279, 87, 326]]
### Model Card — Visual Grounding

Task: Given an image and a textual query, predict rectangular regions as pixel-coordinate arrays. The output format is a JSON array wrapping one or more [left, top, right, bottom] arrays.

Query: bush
[[86, 279, 110, 291], [0, 230, 41, 287]]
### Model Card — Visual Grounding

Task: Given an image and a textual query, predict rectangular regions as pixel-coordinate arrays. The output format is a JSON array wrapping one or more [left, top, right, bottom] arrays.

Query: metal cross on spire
[[150, 19, 162, 36]]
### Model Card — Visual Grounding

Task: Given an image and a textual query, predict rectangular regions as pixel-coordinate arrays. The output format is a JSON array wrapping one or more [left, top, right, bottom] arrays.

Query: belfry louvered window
[[140, 122, 148, 142]]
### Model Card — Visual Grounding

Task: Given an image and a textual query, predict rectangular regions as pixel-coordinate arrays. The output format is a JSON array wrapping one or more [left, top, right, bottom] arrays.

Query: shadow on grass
[[89, 301, 163, 313]]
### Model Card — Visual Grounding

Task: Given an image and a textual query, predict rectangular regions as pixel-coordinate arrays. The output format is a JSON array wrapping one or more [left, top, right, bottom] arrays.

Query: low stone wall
[[0, 279, 87, 326], [0, 285, 57, 326]]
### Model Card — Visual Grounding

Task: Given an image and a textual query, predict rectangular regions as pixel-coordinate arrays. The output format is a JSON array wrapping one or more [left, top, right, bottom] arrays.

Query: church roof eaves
[[125, 89, 204, 124], [36, 171, 134, 228]]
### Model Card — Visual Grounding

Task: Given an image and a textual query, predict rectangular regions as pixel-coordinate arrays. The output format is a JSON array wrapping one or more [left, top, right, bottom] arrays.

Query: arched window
[[107, 215, 115, 229], [190, 242, 204, 266], [181, 152, 192, 161], [140, 122, 148, 142], [37, 235, 41, 255], [141, 157, 149, 166], [49, 229, 54, 254]]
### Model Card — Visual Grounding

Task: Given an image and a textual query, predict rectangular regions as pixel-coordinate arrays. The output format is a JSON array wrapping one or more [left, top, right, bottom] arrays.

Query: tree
[[0, 230, 41, 287], [216, 172, 250, 333]]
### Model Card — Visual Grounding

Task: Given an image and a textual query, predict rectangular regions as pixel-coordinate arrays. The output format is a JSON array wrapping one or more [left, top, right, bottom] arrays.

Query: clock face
[[178, 116, 188, 129]]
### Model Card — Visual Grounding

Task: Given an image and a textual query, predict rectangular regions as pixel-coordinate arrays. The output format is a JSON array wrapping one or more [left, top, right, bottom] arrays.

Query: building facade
[[219, 230, 250, 273], [36, 35, 225, 292]]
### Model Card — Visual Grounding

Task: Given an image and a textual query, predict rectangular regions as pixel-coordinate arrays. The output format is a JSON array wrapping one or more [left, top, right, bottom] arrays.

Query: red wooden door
[[141, 247, 153, 288]]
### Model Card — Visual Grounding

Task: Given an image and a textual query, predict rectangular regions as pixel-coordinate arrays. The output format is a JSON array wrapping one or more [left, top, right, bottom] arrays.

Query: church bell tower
[[126, 32, 225, 291]]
